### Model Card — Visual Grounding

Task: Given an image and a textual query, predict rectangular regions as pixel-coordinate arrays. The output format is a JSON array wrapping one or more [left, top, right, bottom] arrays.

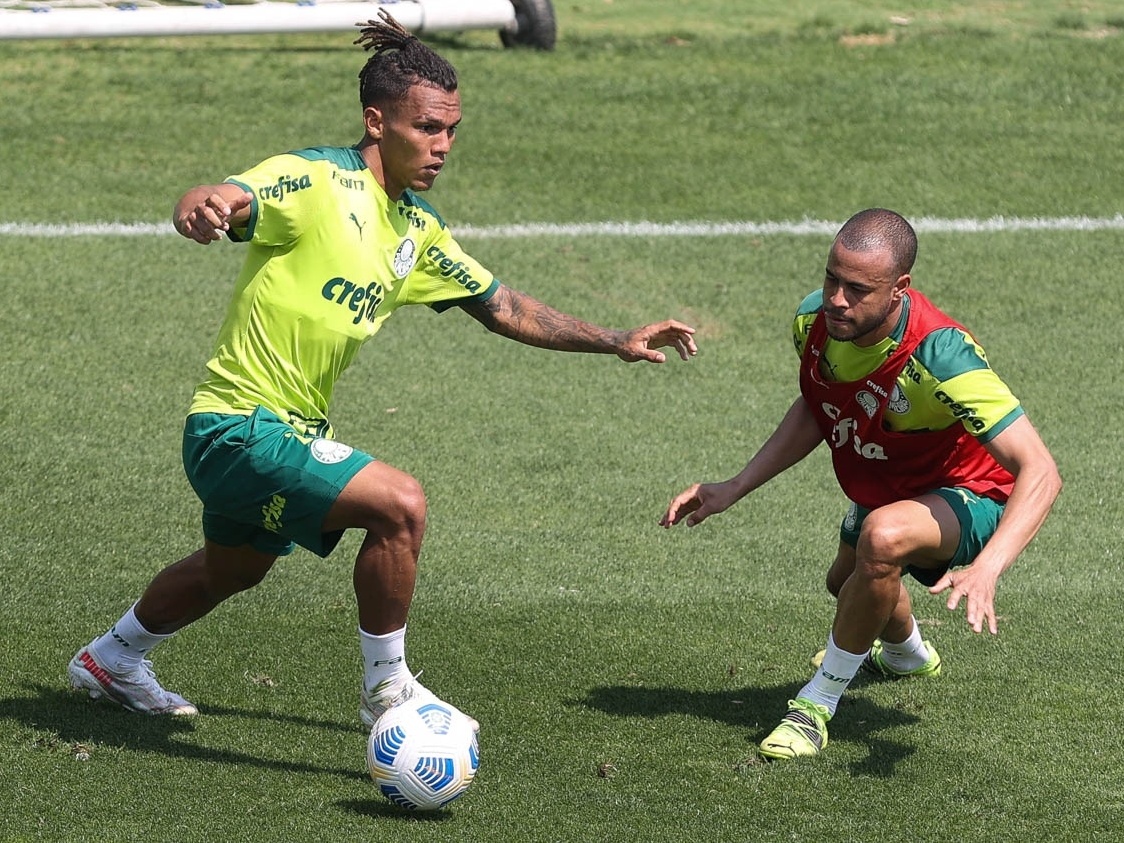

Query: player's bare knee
[[856, 510, 917, 566], [378, 474, 428, 538]]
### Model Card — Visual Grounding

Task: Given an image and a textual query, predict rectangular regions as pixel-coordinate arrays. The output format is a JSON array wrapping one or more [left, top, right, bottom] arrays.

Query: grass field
[[1, 2, 1123, 841]]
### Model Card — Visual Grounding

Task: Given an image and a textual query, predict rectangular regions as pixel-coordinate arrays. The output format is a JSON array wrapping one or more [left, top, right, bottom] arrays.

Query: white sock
[[797, 633, 867, 717], [89, 603, 173, 673], [359, 626, 410, 693], [879, 616, 929, 672]]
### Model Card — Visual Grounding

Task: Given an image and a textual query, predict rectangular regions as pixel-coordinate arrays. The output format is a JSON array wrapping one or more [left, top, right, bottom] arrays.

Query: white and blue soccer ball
[[366, 699, 480, 811]]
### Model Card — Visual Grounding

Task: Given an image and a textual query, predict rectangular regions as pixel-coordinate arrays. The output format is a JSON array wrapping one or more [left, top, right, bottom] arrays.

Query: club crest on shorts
[[393, 238, 417, 278], [310, 438, 354, 465]]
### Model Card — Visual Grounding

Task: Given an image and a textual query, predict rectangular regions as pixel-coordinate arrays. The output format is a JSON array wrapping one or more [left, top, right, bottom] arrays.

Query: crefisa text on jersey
[[426, 244, 485, 293], [257, 174, 313, 201], [322, 277, 386, 326]]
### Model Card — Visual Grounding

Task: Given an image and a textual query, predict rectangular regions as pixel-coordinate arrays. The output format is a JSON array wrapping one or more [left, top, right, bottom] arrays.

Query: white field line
[[0, 215, 1122, 239]]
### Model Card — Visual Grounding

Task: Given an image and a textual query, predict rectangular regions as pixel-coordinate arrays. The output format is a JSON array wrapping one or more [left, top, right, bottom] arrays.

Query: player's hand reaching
[[929, 562, 1002, 635], [175, 188, 253, 245], [616, 320, 698, 363], [660, 481, 739, 528]]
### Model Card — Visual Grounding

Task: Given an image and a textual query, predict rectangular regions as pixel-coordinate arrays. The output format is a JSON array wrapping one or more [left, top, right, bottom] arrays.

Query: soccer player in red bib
[[661, 208, 1060, 760]]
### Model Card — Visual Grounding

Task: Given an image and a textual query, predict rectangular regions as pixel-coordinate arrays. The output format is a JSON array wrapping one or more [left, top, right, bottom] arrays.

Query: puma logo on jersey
[[349, 213, 366, 239]]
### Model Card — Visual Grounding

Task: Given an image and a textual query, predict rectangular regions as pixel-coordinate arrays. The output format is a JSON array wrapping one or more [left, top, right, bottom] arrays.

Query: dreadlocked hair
[[355, 9, 458, 108]]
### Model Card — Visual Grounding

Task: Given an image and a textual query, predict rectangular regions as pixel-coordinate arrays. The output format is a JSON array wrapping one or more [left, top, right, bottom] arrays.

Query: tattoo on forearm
[[464, 286, 619, 353]]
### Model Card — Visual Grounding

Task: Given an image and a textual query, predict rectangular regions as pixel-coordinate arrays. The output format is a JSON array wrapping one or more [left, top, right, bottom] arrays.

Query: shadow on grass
[[576, 680, 921, 778], [5, 684, 471, 820], [2, 682, 366, 781], [336, 798, 455, 823]]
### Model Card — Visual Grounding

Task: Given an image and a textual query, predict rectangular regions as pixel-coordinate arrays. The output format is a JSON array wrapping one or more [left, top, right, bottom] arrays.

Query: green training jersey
[[187, 145, 498, 433], [792, 289, 1022, 441]]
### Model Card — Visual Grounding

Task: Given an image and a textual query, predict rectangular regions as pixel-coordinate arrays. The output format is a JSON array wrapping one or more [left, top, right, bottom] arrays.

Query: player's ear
[[363, 105, 384, 142], [892, 273, 912, 301]]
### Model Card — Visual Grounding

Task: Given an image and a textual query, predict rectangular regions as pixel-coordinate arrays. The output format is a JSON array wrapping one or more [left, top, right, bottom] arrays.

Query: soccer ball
[[366, 699, 480, 811]]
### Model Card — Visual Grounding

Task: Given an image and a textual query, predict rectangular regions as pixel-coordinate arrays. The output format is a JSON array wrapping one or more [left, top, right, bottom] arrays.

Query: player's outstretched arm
[[174, 183, 253, 245], [661, 481, 743, 529], [660, 398, 823, 528], [929, 414, 1062, 634], [461, 284, 697, 363]]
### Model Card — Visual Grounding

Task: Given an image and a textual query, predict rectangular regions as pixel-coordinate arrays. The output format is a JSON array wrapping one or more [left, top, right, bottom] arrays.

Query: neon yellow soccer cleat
[[758, 698, 830, 760], [862, 640, 942, 679]]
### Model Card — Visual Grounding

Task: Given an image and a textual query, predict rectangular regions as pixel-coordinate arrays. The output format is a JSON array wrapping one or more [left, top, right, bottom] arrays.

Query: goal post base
[[0, 0, 555, 48]]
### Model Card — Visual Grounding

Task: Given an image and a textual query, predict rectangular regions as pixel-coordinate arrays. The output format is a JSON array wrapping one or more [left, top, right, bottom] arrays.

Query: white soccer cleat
[[68, 646, 198, 716], [360, 674, 478, 732]]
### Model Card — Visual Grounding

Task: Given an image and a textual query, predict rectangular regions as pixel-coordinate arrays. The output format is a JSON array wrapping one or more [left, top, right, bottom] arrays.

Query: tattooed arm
[[460, 284, 697, 363]]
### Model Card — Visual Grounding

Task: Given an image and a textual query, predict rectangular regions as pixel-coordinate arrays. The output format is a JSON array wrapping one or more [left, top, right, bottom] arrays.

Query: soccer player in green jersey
[[68, 12, 697, 725], [661, 208, 1060, 760]]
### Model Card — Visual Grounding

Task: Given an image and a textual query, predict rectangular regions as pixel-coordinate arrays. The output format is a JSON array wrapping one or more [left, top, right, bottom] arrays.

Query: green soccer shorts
[[182, 406, 374, 557], [838, 487, 1006, 586]]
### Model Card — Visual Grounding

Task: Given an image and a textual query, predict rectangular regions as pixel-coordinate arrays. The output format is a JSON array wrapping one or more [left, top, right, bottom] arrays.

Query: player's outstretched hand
[[176, 190, 253, 245], [660, 481, 737, 528], [929, 563, 1001, 635], [616, 320, 698, 363]]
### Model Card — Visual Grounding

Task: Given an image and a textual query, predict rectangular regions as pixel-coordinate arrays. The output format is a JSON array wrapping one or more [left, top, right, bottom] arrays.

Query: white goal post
[[0, 0, 556, 48]]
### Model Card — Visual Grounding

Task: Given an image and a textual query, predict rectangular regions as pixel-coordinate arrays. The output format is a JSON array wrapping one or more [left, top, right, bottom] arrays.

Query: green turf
[[1, 3, 1122, 841]]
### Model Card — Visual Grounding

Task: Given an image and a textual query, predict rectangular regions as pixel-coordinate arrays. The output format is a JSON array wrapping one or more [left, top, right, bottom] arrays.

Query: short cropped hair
[[836, 208, 918, 278]]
